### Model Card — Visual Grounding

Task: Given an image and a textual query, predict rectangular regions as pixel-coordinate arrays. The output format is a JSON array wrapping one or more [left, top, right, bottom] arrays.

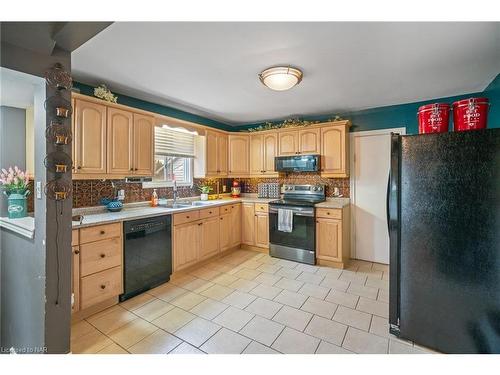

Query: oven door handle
[[268, 207, 314, 217]]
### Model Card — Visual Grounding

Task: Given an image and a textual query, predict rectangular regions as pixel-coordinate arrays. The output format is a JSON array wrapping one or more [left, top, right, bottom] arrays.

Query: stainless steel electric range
[[268, 184, 326, 265]]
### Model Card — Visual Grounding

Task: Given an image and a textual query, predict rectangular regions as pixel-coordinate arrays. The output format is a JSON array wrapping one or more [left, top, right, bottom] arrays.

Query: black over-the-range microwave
[[274, 154, 320, 173]]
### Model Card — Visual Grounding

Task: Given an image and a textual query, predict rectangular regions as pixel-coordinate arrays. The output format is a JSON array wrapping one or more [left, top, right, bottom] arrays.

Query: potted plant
[[0, 166, 30, 219], [198, 184, 213, 201]]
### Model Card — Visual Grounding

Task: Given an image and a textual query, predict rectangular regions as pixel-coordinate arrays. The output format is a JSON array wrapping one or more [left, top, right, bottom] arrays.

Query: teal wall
[[73, 81, 233, 131], [75, 73, 500, 134]]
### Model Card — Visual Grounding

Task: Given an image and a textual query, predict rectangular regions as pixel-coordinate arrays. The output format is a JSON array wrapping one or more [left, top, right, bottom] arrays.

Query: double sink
[[163, 200, 220, 209]]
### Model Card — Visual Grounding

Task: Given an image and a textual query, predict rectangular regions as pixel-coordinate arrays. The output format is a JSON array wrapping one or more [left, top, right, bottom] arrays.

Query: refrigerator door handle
[[386, 171, 391, 235]]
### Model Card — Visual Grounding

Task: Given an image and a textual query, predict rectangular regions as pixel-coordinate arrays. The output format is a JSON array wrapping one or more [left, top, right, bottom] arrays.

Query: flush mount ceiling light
[[259, 66, 303, 91]]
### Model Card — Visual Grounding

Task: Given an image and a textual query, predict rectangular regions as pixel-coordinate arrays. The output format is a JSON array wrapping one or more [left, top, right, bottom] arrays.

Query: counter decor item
[[245, 116, 343, 132], [106, 200, 123, 212], [417, 103, 450, 134], [94, 84, 118, 103], [231, 180, 241, 197], [198, 184, 213, 201], [0, 166, 30, 219], [452, 97, 489, 131]]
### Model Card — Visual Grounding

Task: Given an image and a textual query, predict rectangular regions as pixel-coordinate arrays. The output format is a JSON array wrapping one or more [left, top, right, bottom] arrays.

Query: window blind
[[155, 126, 195, 158]]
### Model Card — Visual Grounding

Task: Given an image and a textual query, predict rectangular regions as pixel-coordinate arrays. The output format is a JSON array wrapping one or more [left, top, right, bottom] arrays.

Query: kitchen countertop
[[72, 195, 274, 228], [72, 194, 350, 229]]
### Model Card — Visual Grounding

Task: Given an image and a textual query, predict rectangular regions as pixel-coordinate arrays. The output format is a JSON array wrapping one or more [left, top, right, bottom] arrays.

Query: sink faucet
[[173, 180, 178, 205]]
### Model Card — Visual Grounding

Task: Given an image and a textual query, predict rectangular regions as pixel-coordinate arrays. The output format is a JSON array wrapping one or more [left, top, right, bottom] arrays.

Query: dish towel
[[278, 209, 293, 233]]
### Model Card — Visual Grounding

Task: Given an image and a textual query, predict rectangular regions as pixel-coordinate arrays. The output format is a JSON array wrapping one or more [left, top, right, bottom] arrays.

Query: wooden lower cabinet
[[219, 214, 231, 252], [230, 204, 241, 247], [241, 203, 255, 245], [72, 246, 80, 313], [254, 212, 269, 248], [173, 221, 201, 271], [80, 266, 123, 310], [72, 222, 124, 314], [315, 206, 350, 268], [200, 216, 220, 260]]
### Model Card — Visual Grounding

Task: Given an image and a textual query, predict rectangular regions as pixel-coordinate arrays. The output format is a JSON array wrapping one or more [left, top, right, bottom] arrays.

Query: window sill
[[142, 181, 193, 189]]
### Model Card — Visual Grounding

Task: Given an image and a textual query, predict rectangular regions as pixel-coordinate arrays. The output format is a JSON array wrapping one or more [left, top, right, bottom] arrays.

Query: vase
[[4, 190, 29, 219], [200, 193, 209, 201]]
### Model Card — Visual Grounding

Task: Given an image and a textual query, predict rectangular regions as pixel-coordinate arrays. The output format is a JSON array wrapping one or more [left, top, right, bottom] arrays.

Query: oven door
[[268, 205, 315, 250]]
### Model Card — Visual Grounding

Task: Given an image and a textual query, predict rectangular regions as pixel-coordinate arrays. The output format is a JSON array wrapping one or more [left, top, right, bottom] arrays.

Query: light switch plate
[[36, 181, 42, 199]]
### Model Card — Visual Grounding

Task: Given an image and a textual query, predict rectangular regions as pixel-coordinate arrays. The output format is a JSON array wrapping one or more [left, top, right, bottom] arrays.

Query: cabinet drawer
[[173, 210, 200, 225], [80, 223, 121, 244], [72, 229, 79, 247], [219, 205, 232, 215], [255, 203, 269, 213], [80, 237, 122, 277], [199, 207, 220, 219], [80, 266, 122, 309], [316, 208, 342, 219]]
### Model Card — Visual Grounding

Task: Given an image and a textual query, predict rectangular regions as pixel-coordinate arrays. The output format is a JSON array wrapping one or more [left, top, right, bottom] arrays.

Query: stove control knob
[[313, 186, 318, 191], [317, 186, 323, 191]]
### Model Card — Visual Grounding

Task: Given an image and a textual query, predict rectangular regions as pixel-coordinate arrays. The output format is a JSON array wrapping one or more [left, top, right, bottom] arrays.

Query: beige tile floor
[[71, 249, 437, 354]]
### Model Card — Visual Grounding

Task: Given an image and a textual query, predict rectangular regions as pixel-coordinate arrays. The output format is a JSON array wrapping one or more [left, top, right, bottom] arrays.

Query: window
[[143, 125, 196, 187]]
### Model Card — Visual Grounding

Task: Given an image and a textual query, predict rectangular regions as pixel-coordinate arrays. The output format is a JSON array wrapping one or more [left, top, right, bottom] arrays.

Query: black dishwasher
[[120, 215, 172, 302]]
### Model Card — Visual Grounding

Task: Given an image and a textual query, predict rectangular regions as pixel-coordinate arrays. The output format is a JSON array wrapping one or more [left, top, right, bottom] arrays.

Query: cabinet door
[[200, 217, 220, 260], [133, 114, 154, 176], [316, 218, 343, 262], [228, 135, 249, 176], [230, 204, 241, 247], [205, 130, 219, 176], [263, 133, 278, 174], [75, 99, 107, 174], [173, 222, 200, 271], [321, 125, 348, 177], [72, 246, 80, 313], [107, 108, 133, 175], [241, 203, 255, 245], [217, 133, 228, 176], [219, 214, 231, 252], [254, 213, 269, 248], [278, 131, 298, 156], [249, 134, 264, 175], [299, 128, 321, 154]]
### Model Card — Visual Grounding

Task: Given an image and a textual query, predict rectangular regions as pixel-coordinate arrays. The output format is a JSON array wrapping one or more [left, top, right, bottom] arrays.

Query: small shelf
[[0, 216, 35, 239]]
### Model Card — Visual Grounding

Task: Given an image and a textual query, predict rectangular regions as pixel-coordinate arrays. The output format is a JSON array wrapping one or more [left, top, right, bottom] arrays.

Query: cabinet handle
[[209, 211, 212, 214], [327, 212, 330, 215], [74, 249, 80, 255], [130, 168, 134, 171], [198, 223, 203, 226], [100, 285, 106, 289], [100, 253, 106, 258], [100, 230, 105, 234], [134, 168, 138, 171], [186, 216, 190, 219], [77, 166, 82, 169]]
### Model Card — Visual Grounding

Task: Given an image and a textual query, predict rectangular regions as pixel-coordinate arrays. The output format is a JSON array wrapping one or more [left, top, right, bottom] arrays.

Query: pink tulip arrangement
[[0, 166, 30, 193]]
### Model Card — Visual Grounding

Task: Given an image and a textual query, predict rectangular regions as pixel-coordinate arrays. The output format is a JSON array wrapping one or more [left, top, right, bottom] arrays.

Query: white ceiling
[[72, 22, 500, 125]]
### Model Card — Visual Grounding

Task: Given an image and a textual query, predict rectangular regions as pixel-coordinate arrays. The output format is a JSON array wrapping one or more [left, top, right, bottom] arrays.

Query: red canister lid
[[417, 103, 450, 113], [452, 97, 489, 108]]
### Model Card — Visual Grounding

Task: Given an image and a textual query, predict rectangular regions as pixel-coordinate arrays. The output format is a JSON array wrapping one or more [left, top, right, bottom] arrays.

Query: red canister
[[417, 103, 450, 134], [452, 97, 489, 131]]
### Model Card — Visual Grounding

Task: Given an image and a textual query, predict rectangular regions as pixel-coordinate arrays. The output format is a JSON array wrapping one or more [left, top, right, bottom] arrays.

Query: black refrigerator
[[387, 128, 500, 354]]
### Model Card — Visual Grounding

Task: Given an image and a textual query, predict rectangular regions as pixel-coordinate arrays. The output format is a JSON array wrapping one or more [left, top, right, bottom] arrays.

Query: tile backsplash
[[72, 178, 231, 208], [72, 173, 349, 208], [238, 173, 350, 198]]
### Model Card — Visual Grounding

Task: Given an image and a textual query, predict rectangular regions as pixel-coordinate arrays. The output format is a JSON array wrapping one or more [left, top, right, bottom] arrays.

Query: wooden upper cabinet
[[133, 114, 154, 176], [74, 99, 107, 174], [299, 128, 321, 154], [321, 124, 349, 177], [250, 133, 278, 176], [250, 134, 264, 175], [205, 131, 219, 176], [278, 131, 299, 156], [218, 134, 228, 175], [316, 218, 342, 262], [228, 135, 250, 176], [107, 108, 133, 175], [263, 133, 278, 174], [206, 131, 228, 176]]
